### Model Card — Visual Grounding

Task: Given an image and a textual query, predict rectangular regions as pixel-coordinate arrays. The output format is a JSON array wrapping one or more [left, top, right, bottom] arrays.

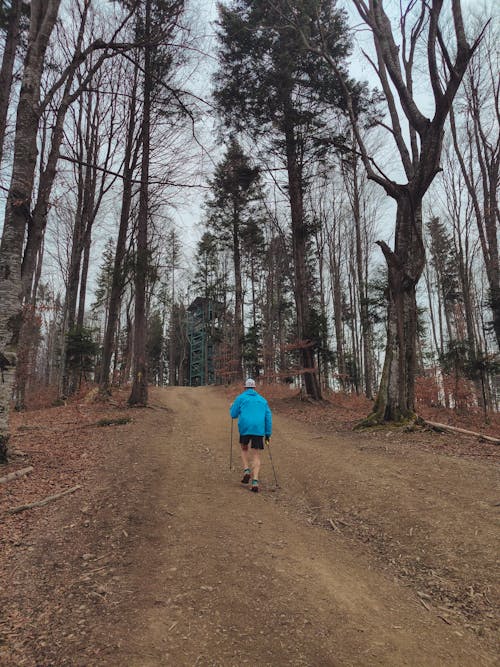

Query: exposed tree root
[[355, 411, 424, 431]]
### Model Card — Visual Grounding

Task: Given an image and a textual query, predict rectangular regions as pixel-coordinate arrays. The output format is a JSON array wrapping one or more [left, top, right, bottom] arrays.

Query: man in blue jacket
[[230, 378, 272, 493]]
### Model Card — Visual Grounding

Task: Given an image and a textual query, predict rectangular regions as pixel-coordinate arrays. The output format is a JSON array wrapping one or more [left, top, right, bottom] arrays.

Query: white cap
[[244, 378, 256, 388]]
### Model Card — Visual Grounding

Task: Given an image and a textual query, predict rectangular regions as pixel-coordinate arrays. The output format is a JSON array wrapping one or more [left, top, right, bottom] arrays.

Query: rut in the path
[[110, 386, 497, 667]]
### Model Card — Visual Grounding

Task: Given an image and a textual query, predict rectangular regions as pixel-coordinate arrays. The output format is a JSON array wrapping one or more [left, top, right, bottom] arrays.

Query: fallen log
[[0, 466, 34, 485], [425, 420, 500, 445], [7, 485, 82, 515]]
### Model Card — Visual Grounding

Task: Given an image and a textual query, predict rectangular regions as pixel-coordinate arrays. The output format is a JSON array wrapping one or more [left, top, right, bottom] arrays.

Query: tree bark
[[232, 203, 244, 382], [283, 104, 321, 400], [449, 104, 500, 350], [367, 195, 425, 423], [350, 151, 374, 398], [99, 70, 139, 392], [128, 0, 151, 406], [0, 0, 61, 462], [329, 230, 346, 389], [0, 0, 22, 167]]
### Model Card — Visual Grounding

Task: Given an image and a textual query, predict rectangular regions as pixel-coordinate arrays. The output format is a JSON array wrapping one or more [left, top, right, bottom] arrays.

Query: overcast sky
[[0, 0, 497, 298]]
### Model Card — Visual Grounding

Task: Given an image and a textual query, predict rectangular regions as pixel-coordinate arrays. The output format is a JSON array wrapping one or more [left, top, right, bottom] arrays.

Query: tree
[[165, 228, 182, 386], [214, 0, 355, 400], [205, 137, 264, 381], [427, 216, 462, 344], [0, 0, 26, 167], [65, 326, 98, 390], [0, 0, 61, 462], [128, 0, 186, 406], [193, 232, 228, 305], [303, 0, 485, 422], [128, 0, 153, 406], [449, 17, 499, 350], [99, 57, 140, 394], [340, 142, 377, 398], [0, 0, 140, 457], [147, 309, 164, 385]]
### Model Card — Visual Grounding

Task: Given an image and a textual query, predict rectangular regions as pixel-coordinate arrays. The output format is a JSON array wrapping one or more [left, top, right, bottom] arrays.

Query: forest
[[1, 3, 500, 665], [0, 0, 499, 462]]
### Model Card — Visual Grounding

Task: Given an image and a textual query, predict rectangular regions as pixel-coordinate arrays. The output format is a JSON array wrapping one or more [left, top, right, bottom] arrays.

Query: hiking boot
[[241, 469, 251, 484], [251, 479, 259, 493]]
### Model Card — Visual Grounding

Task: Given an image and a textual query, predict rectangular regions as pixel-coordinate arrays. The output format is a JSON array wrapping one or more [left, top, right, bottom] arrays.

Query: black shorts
[[239, 435, 264, 450]]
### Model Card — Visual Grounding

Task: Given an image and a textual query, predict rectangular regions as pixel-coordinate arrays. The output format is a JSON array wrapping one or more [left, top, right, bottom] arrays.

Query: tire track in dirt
[[111, 386, 497, 666]]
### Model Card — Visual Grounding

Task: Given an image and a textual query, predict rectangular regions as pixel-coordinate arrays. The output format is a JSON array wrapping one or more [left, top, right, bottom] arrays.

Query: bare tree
[[301, 0, 486, 423], [449, 18, 499, 350], [0, 0, 24, 167], [128, 0, 153, 406], [0, 0, 61, 462], [99, 59, 140, 394]]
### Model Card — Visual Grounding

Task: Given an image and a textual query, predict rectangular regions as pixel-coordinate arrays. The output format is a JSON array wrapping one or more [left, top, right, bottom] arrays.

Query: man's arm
[[265, 403, 272, 437], [230, 395, 241, 419]]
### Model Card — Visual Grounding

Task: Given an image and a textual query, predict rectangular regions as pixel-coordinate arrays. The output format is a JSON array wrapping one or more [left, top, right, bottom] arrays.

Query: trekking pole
[[266, 438, 279, 488], [229, 419, 233, 471]]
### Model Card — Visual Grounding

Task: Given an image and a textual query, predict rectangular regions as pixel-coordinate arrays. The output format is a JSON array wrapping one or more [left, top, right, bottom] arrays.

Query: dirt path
[[2, 385, 498, 666], [109, 386, 498, 666]]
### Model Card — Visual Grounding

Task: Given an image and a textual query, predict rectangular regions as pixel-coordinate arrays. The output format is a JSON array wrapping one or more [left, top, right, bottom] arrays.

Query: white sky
[[0, 0, 497, 299]]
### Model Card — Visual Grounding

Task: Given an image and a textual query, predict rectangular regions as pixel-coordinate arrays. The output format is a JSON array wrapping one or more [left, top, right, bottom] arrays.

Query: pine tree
[[193, 232, 228, 305], [427, 217, 463, 346], [205, 138, 265, 380], [214, 0, 355, 398], [92, 238, 116, 330]]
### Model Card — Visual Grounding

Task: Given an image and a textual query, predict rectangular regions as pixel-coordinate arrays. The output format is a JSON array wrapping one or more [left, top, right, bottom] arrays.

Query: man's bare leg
[[240, 446, 251, 483], [251, 449, 261, 487], [240, 445, 250, 469]]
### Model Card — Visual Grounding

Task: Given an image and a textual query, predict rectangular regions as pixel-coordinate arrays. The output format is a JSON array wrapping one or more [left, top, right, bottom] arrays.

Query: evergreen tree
[[92, 238, 116, 326], [205, 137, 266, 380], [427, 217, 464, 347], [193, 232, 228, 304], [214, 0, 356, 398], [65, 326, 99, 390], [147, 309, 164, 385]]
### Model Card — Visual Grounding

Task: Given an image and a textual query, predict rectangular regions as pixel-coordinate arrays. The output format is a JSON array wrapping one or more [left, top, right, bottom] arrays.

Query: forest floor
[[0, 385, 499, 666]]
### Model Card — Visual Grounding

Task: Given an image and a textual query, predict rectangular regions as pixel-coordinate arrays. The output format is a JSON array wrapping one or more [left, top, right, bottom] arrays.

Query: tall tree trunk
[[424, 265, 440, 361], [77, 235, 91, 330], [348, 257, 361, 394], [368, 195, 425, 423], [263, 247, 276, 382], [313, 223, 329, 390], [129, 0, 151, 406], [21, 1, 91, 302], [167, 278, 174, 387], [0, 0, 61, 462], [99, 74, 138, 392], [0, 0, 22, 167], [449, 107, 500, 350], [351, 152, 374, 398], [329, 235, 346, 390], [283, 108, 321, 400], [232, 205, 244, 381], [59, 148, 85, 396]]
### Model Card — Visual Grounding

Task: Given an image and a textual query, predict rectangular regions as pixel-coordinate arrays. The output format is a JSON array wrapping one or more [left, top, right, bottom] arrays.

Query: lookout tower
[[187, 297, 222, 386]]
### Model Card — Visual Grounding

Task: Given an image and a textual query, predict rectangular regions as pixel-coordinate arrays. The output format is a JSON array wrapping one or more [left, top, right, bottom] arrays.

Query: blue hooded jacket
[[230, 388, 272, 437]]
